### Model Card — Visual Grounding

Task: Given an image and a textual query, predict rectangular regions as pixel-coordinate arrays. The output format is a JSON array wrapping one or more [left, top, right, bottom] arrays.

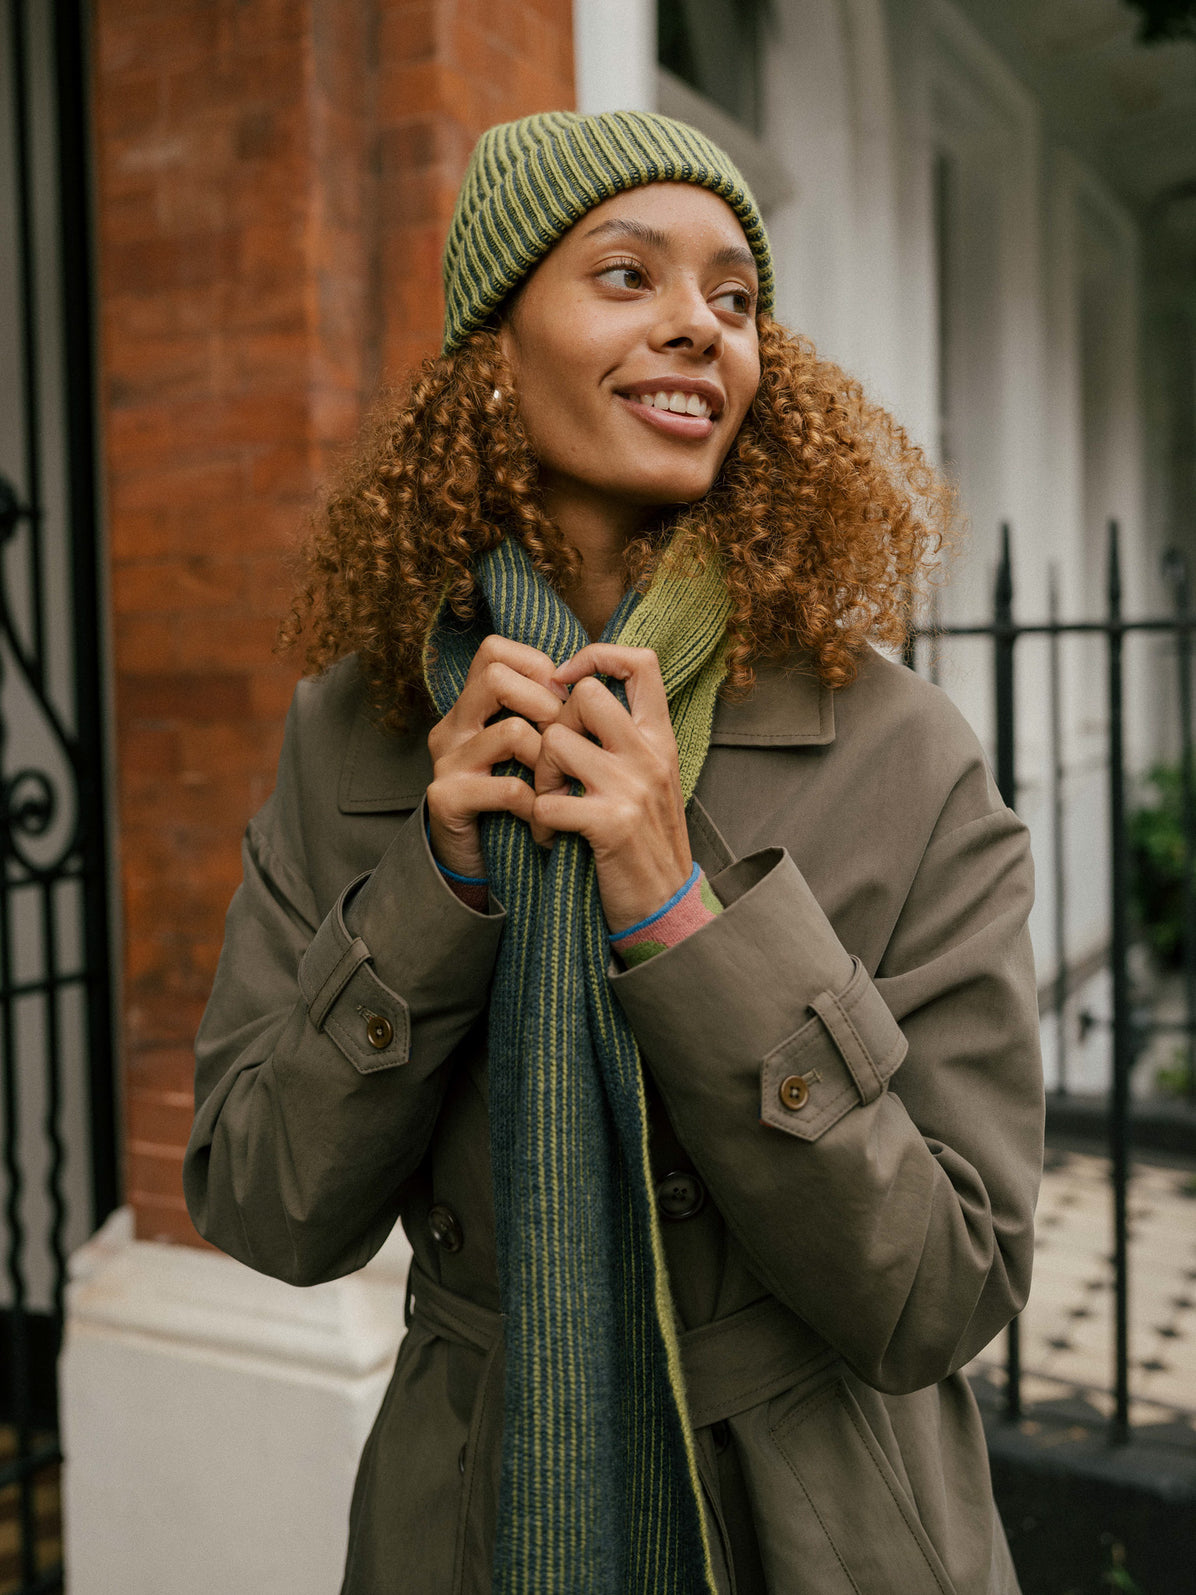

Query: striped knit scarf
[[424, 534, 731, 1595]]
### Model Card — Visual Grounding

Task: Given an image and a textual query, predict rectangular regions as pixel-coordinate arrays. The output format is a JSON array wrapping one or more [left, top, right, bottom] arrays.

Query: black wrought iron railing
[[1, 2, 118, 1590], [909, 519, 1196, 1447]]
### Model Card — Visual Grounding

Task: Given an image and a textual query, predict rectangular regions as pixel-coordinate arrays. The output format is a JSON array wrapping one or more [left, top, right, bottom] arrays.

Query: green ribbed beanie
[[441, 109, 773, 352]]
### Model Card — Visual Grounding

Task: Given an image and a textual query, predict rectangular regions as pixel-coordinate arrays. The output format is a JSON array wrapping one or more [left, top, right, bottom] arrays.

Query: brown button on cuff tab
[[778, 1074, 809, 1111], [656, 1171, 705, 1221], [365, 1013, 393, 1050], [428, 1204, 464, 1252]]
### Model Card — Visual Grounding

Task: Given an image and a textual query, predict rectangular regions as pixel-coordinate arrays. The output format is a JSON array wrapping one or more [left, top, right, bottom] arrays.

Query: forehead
[[561, 183, 757, 274]]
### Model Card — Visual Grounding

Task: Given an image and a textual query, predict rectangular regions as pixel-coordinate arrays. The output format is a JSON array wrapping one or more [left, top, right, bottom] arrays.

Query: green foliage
[[1057, 1537, 1149, 1593], [1101, 1539, 1145, 1593], [1153, 1049, 1193, 1098], [1127, 760, 1196, 967]]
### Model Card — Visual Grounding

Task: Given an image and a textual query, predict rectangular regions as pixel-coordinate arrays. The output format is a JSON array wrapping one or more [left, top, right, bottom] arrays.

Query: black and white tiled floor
[[967, 1148, 1196, 1433]]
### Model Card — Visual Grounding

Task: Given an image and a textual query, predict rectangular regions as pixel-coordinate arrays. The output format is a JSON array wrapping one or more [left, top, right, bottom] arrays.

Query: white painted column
[[573, 0, 657, 113], [60, 1209, 410, 1595]]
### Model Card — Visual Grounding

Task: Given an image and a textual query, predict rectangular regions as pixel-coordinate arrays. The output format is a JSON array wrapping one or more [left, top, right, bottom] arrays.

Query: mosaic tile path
[[968, 1147, 1196, 1435]]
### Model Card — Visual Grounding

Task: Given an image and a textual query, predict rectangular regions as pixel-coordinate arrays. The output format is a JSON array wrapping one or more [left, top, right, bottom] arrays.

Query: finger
[[529, 719, 608, 847], [439, 715, 541, 777], [551, 644, 670, 727], [531, 789, 604, 840], [472, 633, 562, 684], [455, 657, 567, 733], [439, 774, 537, 824], [535, 721, 611, 797], [551, 674, 641, 755], [469, 636, 567, 702]]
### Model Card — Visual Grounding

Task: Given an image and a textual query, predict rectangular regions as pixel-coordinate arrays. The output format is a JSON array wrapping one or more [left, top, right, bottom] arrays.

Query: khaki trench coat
[[184, 643, 1043, 1595]]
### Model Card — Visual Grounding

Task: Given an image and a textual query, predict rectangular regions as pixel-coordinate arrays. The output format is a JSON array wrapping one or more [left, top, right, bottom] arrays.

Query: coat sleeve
[[610, 746, 1043, 1396], [183, 690, 505, 1286]]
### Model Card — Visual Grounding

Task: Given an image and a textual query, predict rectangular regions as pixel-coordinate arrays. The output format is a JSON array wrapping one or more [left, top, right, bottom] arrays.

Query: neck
[[542, 480, 652, 639]]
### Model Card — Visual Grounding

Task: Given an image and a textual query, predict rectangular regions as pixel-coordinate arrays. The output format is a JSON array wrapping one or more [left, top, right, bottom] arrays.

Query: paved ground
[[967, 1146, 1196, 1434]]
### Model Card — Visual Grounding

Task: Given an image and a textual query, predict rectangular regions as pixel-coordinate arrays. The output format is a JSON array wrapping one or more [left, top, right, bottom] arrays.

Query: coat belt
[[406, 1263, 834, 1428]]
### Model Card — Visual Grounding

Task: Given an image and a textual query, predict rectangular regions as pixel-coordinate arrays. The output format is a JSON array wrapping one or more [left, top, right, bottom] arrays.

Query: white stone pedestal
[[59, 1209, 409, 1595]]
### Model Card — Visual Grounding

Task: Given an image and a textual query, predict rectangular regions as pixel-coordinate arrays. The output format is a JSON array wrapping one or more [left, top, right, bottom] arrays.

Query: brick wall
[[94, 0, 575, 1244]]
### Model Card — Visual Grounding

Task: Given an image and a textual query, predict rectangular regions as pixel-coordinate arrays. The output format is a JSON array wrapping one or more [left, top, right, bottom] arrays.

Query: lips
[[616, 393, 715, 440], [616, 377, 725, 419], [614, 376, 724, 440]]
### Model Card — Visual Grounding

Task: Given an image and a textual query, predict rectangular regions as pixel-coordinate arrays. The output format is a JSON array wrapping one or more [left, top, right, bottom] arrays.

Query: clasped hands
[[426, 636, 692, 934]]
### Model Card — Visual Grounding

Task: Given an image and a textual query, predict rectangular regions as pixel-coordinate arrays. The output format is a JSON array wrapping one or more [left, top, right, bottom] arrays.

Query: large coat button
[[365, 1012, 393, 1049], [778, 1074, 810, 1111], [428, 1204, 464, 1252], [655, 1170, 705, 1221]]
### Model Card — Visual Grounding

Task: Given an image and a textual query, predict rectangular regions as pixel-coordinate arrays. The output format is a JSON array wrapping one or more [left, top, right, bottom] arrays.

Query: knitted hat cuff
[[442, 110, 773, 352]]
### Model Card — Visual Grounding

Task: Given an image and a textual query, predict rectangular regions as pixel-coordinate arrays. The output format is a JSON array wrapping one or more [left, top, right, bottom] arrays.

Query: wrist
[[426, 812, 487, 885], [609, 864, 721, 967], [607, 862, 699, 940], [426, 809, 487, 883]]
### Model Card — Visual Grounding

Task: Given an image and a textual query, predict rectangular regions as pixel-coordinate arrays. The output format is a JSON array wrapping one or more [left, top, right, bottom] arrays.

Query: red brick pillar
[[93, 0, 575, 1245]]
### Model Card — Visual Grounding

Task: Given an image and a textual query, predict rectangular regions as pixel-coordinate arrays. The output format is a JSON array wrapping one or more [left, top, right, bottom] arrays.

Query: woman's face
[[498, 183, 762, 524]]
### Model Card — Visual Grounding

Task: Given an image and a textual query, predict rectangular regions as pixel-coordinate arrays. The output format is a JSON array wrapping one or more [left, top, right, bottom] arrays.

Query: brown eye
[[599, 263, 646, 291]]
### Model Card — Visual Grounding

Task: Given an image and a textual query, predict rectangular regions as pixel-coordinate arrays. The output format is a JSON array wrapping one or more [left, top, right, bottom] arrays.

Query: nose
[[650, 279, 723, 358]]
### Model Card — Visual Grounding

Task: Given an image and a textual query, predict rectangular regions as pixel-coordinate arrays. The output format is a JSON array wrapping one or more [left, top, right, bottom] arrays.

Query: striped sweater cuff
[[610, 866, 722, 968]]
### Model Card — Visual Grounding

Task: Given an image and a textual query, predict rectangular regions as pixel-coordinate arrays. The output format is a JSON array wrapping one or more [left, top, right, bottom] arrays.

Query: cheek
[[728, 357, 761, 434]]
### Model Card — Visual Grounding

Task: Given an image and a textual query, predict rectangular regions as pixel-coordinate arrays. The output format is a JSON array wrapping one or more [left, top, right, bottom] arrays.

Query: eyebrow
[[581, 217, 758, 279]]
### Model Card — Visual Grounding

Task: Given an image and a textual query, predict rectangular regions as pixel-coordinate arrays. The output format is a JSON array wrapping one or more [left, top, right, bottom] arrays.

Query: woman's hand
[[426, 636, 567, 880], [532, 644, 691, 933]]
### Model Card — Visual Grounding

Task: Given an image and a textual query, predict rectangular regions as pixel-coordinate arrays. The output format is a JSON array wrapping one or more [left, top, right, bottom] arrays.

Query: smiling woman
[[184, 110, 1042, 1595]]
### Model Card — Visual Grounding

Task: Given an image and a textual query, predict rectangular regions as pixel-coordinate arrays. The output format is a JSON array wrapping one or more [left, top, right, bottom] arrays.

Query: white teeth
[[638, 390, 712, 419]]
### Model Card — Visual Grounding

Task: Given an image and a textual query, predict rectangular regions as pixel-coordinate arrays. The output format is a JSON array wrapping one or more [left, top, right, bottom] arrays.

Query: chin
[[625, 468, 721, 507]]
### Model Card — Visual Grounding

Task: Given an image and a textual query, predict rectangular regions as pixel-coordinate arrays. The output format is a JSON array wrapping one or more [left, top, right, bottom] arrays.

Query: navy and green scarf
[[424, 534, 731, 1594]]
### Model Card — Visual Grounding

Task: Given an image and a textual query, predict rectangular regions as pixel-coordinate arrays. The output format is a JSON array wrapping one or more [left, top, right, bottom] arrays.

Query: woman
[[184, 110, 1042, 1595]]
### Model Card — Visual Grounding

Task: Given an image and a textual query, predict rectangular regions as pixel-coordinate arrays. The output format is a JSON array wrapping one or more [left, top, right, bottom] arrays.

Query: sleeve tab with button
[[760, 957, 907, 1141], [297, 871, 411, 1075]]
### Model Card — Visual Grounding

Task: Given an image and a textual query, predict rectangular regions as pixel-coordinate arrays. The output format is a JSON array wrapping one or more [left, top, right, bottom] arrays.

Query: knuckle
[[646, 749, 672, 784], [611, 800, 638, 840]]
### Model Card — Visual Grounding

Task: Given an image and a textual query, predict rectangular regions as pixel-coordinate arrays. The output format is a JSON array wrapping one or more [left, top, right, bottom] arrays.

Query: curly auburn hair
[[281, 316, 953, 729]]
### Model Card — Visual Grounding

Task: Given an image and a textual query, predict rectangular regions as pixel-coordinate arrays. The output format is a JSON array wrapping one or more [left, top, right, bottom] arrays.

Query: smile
[[617, 392, 717, 439], [639, 390, 713, 418]]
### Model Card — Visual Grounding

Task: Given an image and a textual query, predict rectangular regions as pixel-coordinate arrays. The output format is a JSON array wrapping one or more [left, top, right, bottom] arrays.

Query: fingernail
[[550, 682, 569, 701]]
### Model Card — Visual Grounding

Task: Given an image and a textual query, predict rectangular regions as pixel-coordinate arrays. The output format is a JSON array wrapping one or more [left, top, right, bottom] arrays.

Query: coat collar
[[338, 656, 835, 814]]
